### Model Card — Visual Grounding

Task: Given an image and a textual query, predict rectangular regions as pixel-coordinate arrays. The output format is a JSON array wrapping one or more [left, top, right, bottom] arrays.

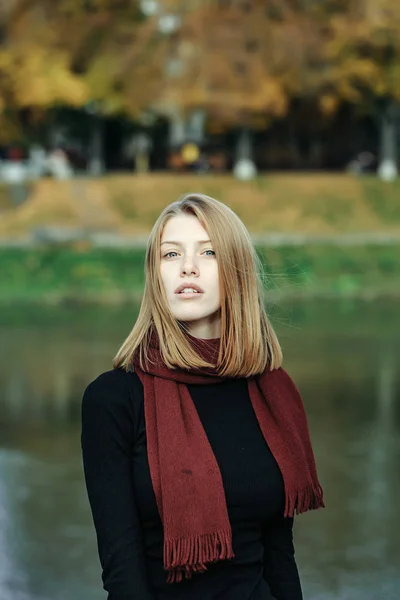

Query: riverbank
[[1, 173, 400, 238], [2, 244, 399, 305], [2, 173, 400, 304]]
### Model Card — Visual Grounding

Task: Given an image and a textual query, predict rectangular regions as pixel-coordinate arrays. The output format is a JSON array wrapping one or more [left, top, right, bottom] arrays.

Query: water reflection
[[0, 300, 399, 600]]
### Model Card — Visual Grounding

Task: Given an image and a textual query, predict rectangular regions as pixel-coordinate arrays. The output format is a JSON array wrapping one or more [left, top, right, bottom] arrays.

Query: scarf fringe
[[165, 529, 234, 583], [284, 483, 325, 518]]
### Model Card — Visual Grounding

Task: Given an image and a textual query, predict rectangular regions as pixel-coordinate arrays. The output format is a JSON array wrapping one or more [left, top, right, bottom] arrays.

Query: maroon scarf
[[133, 330, 324, 583]]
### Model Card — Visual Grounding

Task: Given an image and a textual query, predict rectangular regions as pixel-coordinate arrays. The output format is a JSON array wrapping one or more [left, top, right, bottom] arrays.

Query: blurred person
[[8, 145, 25, 161], [124, 130, 153, 173], [28, 144, 47, 179], [208, 149, 228, 172], [181, 141, 200, 170], [81, 194, 325, 600], [180, 142, 209, 174], [0, 145, 29, 205], [46, 147, 73, 179], [167, 149, 185, 171], [346, 151, 376, 175]]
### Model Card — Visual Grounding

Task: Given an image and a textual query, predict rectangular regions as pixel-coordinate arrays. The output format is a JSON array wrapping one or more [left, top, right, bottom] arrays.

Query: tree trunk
[[377, 101, 398, 182], [187, 109, 206, 144], [88, 115, 105, 176], [233, 127, 257, 180], [169, 109, 186, 147]]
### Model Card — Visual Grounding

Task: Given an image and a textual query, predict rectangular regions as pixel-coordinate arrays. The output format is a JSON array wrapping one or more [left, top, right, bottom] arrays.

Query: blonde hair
[[113, 193, 282, 377]]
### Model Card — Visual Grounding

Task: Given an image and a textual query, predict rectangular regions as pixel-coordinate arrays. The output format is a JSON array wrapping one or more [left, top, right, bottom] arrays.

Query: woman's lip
[[175, 287, 204, 294], [175, 291, 204, 298]]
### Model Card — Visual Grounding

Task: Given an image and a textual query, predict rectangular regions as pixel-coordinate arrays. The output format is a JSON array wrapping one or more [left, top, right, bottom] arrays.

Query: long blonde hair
[[113, 193, 282, 377]]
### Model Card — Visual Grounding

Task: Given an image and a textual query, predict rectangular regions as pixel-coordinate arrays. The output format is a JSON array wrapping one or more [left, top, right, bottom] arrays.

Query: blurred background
[[1, 1, 400, 599]]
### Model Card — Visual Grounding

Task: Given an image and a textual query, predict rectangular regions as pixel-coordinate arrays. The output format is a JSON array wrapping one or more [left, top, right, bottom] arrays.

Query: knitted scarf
[[133, 330, 324, 584]]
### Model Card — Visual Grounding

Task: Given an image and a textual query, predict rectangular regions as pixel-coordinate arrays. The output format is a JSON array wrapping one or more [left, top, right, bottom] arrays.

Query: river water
[[0, 300, 399, 600]]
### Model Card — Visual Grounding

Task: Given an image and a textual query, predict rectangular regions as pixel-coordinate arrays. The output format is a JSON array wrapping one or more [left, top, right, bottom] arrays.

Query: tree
[[0, 0, 166, 143], [148, 1, 327, 174], [307, 0, 400, 179], [0, 1, 88, 141]]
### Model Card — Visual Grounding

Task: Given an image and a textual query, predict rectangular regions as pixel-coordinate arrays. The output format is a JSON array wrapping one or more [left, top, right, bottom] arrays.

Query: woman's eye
[[163, 250, 215, 258]]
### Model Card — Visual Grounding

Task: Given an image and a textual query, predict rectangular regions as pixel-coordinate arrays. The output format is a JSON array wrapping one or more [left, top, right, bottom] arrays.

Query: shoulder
[[82, 367, 144, 412], [81, 368, 145, 443], [273, 367, 299, 389], [268, 367, 306, 414]]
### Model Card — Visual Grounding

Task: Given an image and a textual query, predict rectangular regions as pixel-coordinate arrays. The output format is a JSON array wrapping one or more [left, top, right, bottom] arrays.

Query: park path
[[1, 230, 400, 247]]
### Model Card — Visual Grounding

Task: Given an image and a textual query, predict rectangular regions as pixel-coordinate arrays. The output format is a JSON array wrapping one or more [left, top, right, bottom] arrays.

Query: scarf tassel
[[165, 530, 234, 583], [284, 483, 325, 518]]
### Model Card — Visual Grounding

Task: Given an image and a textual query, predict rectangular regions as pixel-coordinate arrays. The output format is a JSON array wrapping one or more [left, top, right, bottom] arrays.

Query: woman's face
[[159, 214, 221, 339]]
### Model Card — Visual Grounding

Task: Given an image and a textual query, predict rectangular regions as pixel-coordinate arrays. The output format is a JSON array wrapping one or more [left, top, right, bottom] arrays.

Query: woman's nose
[[181, 255, 199, 275]]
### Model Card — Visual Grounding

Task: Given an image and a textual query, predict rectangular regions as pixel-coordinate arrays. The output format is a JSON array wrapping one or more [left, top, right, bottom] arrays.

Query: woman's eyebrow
[[161, 240, 211, 246]]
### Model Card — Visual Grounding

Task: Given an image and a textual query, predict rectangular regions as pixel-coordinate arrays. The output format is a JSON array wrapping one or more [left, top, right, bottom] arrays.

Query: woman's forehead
[[161, 215, 208, 241]]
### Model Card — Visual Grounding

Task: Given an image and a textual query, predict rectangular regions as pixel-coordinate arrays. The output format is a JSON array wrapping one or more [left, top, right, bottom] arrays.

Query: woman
[[81, 193, 325, 600]]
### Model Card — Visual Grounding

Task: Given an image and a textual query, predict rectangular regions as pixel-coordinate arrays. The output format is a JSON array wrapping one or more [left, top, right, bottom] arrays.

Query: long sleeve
[[262, 514, 303, 600], [81, 370, 155, 600]]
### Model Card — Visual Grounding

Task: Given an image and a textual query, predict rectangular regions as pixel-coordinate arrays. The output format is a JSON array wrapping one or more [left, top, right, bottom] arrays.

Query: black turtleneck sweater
[[81, 367, 303, 600]]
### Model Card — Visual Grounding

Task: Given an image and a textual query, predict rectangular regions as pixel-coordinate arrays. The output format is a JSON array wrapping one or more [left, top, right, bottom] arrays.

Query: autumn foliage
[[1, 0, 400, 138]]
